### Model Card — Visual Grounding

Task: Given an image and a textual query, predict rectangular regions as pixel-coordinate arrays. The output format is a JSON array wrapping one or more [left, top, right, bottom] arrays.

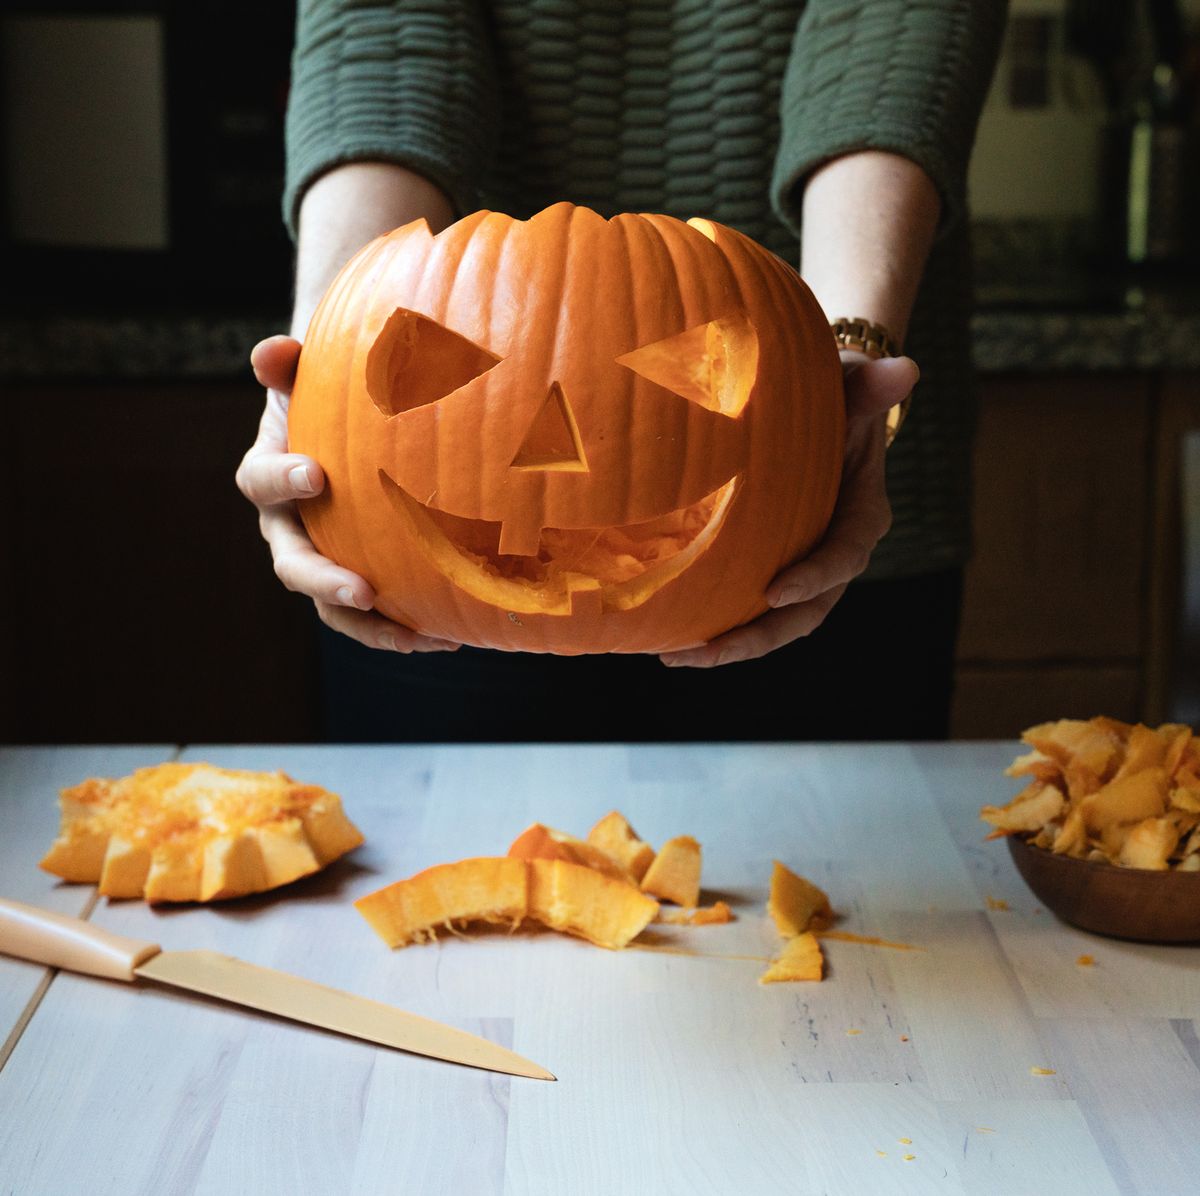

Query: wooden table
[[1, 743, 1198, 1195]]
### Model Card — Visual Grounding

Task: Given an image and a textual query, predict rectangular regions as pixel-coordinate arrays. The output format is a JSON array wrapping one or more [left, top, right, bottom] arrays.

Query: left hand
[[658, 352, 918, 668]]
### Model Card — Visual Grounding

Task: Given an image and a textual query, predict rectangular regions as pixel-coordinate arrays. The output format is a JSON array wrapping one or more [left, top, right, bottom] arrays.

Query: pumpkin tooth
[[144, 845, 204, 905], [98, 836, 152, 899], [252, 820, 322, 890], [39, 825, 113, 883]]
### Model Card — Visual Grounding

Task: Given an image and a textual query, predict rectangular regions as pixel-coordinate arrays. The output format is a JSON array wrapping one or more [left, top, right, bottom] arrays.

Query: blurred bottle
[[1071, 0, 1200, 269]]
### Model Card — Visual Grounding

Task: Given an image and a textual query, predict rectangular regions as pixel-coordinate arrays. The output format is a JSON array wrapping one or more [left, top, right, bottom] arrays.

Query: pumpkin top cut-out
[[288, 202, 845, 654]]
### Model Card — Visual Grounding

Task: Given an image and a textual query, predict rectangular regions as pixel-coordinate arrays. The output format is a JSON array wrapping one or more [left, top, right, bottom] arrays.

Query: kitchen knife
[[0, 897, 553, 1081]]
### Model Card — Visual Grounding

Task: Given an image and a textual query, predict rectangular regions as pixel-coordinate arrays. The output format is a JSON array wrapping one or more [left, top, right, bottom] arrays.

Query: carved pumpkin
[[288, 202, 844, 653]]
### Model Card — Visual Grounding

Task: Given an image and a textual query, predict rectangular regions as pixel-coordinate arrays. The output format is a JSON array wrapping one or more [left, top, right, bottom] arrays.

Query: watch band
[[829, 316, 911, 447]]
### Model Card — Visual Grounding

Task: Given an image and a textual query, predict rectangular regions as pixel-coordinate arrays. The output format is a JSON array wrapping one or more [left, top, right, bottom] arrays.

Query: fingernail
[[416, 639, 460, 652], [716, 648, 747, 667], [335, 585, 356, 606], [771, 586, 800, 608], [379, 633, 401, 652], [289, 464, 316, 495]]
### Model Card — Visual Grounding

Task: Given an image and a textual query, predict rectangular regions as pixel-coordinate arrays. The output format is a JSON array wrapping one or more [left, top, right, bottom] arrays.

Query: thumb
[[250, 335, 303, 393], [843, 355, 919, 423]]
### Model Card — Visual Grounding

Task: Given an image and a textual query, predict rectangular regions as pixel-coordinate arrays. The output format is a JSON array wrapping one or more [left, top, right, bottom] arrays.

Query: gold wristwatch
[[829, 317, 912, 447]]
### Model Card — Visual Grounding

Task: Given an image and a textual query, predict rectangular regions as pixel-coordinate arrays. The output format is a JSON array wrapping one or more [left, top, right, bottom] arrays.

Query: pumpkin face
[[288, 203, 844, 653]]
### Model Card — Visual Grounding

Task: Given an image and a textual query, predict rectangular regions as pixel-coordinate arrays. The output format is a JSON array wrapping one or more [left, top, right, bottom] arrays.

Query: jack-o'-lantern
[[288, 202, 844, 653]]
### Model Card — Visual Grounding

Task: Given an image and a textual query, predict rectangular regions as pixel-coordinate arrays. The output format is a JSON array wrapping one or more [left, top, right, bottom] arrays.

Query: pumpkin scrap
[[507, 822, 632, 881], [587, 810, 656, 882], [640, 835, 702, 906], [39, 762, 363, 903], [527, 858, 659, 948], [758, 861, 836, 983], [355, 857, 659, 950], [981, 718, 1200, 870], [766, 860, 833, 936], [355, 858, 529, 947], [759, 931, 823, 983], [659, 900, 734, 926]]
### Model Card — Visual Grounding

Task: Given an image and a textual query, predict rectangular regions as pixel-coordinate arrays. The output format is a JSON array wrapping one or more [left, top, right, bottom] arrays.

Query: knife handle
[[0, 897, 160, 982]]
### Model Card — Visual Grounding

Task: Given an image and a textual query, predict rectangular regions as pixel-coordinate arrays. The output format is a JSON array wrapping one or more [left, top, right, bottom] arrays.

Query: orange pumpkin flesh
[[354, 857, 659, 951], [766, 860, 833, 937], [39, 763, 364, 903], [288, 202, 844, 654], [640, 835, 702, 906], [507, 822, 633, 881], [527, 859, 659, 949], [354, 858, 529, 947], [759, 932, 824, 983], [587, 810, 657, 882]]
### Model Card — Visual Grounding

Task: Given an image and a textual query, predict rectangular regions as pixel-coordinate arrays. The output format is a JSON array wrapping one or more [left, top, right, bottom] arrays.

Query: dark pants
[[317, 570, 963, 743]]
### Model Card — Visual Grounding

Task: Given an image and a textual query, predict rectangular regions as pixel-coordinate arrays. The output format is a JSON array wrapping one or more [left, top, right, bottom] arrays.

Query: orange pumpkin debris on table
[[587, 811, 656, 882], [759, 931, 824, 983], [287, 202, 844, 654], [766, 860, 833, 936], [354, 858, 529, 947], [526, 859, 659, 948], [507, 822, 632, 881], [760, 861, 833, 984], [659, 900, 734, 926], [355, 857, 659, 951], [640, 835, 702, 907], [39, 763, 363, 903]]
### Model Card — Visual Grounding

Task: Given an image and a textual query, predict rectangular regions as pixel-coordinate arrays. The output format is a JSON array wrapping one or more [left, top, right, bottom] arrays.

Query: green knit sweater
[[284, 0, 1006, 579]]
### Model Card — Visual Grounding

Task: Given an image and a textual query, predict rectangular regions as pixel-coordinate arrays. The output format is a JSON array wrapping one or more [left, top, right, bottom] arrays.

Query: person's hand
[[235, 334, 461, 654], [658, 352, 918, 668]]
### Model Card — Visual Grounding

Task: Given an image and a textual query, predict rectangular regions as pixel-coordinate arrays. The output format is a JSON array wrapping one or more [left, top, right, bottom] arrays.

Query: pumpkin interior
[[381, 473, 738, 614]]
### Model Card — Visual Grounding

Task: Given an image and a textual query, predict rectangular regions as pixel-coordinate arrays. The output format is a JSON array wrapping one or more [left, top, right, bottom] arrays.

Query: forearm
[[799, 151, 940, 350], [291, 162, 455, 338]]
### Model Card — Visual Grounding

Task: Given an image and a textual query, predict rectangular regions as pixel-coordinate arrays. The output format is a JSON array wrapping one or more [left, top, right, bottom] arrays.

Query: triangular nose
[[510, 382, 588, 472]]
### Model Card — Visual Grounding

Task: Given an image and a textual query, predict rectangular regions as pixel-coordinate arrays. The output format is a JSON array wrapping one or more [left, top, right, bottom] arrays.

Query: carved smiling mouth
[[380, 473, 740, 616]]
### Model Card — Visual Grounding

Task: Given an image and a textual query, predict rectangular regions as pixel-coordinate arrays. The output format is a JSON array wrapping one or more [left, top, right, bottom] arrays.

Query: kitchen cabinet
[[951, 370, 1199, 737], [3, 381, 319, 744]]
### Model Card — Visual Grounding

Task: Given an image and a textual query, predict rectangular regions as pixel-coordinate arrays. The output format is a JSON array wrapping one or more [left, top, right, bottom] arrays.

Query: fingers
[[843, 354, 919, 423], [660, 584, 846, 668], [313, 599, 462, 654], [261, 505, 460, 653], [243, 332, 455, 655], [261, 503, 373, 609], [236, 447, 325, 507], [766, 491, 891, 609], [250, 335, 303, 392]]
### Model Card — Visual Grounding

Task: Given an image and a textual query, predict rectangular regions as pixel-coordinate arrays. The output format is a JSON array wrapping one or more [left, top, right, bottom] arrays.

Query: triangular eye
[[366, 308, 500, 417], [616, 315, 758, 418]]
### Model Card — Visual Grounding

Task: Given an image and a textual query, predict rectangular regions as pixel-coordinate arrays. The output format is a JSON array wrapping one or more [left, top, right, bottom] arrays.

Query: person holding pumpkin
[[237, 0, 1006, 742]]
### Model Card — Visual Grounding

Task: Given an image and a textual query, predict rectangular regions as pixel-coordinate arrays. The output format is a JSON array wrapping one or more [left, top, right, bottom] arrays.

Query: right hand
[[235, 335, 461, 654]]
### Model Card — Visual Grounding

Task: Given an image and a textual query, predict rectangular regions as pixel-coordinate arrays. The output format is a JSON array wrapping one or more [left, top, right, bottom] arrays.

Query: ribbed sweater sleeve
[[283, 0, 499, 237], [771, 0, 1007, 236]]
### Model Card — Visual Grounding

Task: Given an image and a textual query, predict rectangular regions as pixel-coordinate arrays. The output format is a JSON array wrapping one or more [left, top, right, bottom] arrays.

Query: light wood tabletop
[[1, 742, 1197, 1195]]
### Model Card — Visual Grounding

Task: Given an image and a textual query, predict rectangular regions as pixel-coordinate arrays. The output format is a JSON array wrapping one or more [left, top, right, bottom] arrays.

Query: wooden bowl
[[1007, 836, 1200, 943]]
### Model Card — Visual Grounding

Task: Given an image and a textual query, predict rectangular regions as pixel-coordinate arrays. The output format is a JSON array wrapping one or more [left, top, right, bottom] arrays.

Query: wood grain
[[1, 743, 1197, 1194], [0, 746, 177, 1061]]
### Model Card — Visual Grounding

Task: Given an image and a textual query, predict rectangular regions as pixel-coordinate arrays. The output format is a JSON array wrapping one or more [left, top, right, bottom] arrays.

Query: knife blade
[[0, 897, 553, 1081]]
